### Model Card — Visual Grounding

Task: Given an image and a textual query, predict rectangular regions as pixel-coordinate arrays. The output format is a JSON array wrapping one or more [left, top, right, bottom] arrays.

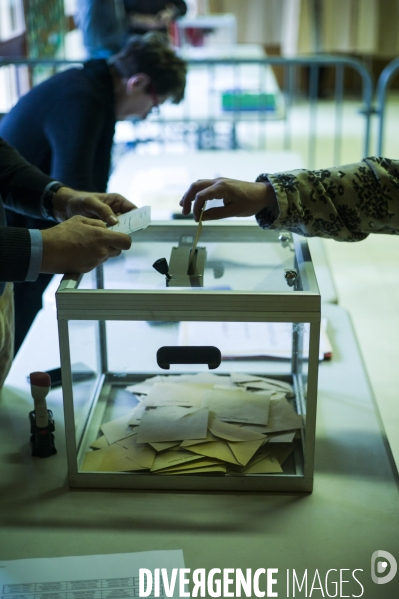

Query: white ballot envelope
[[108, 206, 151, 236]]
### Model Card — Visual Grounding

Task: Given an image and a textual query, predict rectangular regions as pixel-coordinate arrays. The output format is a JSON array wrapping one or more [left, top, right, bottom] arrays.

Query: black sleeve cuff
[[0, 227, 31, 282], [41, 181, 64, 220]]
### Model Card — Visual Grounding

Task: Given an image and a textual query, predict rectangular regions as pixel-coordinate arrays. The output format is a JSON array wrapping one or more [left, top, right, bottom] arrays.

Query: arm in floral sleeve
[[256, 157, 399, 242]]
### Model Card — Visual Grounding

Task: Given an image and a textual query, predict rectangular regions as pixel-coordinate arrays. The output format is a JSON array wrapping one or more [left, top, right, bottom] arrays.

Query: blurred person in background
[[75, 0, 127, 58], [0, 32, 186, 353], [75, 0, 187, 58], [124, 0, 187, 36]]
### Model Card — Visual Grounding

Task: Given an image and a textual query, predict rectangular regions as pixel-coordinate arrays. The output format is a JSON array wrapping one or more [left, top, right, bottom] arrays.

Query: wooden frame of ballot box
[[56, 223, 321, 492]]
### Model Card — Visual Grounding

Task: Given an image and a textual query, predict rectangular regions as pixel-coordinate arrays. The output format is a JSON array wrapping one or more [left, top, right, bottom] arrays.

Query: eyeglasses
[[149, 81, 160, 115]]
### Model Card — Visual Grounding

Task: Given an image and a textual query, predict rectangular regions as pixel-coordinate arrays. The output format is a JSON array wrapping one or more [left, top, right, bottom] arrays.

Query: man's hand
[[40, 216, 132, 274], [52, 187, 137, 225], [179, 178, 277, 222]]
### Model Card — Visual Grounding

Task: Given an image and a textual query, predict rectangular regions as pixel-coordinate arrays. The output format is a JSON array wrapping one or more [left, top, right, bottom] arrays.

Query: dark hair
[[109, 32, 187, 103]]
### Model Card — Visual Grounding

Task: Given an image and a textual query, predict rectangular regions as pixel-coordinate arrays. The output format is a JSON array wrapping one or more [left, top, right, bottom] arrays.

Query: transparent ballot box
[[56, 222, 320, 492]]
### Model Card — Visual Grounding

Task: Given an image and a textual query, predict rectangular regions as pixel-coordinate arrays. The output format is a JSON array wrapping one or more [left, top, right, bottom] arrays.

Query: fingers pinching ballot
[[180, 179, 217, 220], [188, 201, 207, 268]]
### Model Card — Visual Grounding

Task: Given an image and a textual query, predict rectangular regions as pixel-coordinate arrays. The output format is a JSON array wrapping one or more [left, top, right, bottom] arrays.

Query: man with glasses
[[0, 32, 186, 352]]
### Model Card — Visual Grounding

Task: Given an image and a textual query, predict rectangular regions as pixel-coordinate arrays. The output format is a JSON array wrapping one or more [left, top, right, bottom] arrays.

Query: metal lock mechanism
[[284, 269, 298, 287], [152, 235, 206, 287], [279, 233, 294, 252]]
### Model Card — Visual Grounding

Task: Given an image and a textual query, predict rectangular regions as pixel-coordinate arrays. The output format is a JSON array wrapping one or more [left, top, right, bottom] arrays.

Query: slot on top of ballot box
[[168, 245, 206, 287], [153, 239, 207, 287]]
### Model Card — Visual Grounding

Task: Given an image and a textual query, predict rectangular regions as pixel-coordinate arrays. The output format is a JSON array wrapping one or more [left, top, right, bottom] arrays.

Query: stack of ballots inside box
[[82, 374, 303, 476]]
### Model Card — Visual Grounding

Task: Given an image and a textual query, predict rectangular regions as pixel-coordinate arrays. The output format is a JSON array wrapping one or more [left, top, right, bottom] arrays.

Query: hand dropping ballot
[[108, 206, 151, 236], [188, 201, 207, 268]]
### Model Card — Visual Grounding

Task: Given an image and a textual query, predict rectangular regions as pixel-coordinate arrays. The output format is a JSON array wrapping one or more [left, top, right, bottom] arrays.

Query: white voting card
[[108, 206, 151, 236], [0, 550, 184, 599]]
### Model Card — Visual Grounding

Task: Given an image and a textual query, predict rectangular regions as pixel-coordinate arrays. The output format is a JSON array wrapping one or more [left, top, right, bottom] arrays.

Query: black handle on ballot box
[[157, 346, 221, 370]]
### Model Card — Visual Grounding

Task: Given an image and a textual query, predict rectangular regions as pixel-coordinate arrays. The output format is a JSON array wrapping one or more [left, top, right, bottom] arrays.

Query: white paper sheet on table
[[178, 319, 332, 361], [0, 550, 185, 599]]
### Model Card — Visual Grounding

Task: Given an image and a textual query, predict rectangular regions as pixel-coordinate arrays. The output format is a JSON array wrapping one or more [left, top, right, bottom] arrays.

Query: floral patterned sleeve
[[255, 157, 399, 241]]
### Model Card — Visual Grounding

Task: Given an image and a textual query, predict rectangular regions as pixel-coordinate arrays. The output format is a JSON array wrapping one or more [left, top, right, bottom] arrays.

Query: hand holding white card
[[108, 206, 151, 236]]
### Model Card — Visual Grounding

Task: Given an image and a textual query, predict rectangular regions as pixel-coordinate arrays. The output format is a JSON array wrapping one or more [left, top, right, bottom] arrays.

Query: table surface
[[1, 303, 398, 596], [107, 150, 303, 218]]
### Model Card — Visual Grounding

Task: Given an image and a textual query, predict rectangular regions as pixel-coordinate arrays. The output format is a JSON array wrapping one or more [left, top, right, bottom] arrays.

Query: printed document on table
[[0, 550, 184, 599]]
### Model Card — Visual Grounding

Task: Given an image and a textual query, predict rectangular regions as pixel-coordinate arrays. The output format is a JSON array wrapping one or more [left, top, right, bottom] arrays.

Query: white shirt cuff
[[26, 229, 43, 281]]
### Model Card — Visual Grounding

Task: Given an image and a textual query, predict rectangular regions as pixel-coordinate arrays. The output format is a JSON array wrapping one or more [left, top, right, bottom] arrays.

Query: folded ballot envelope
[[201, 388, 271, 425], [137, 406, 209, 443], [83, 372, 303, 478]]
